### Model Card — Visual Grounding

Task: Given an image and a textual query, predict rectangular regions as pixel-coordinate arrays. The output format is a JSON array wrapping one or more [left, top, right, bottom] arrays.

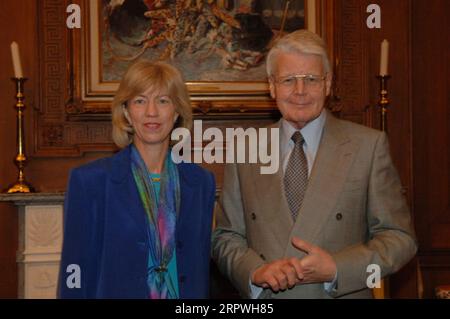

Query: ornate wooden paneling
[[332, 0, 369, 126], [35, 0, 113, 156], [39, 0, 66, 117]]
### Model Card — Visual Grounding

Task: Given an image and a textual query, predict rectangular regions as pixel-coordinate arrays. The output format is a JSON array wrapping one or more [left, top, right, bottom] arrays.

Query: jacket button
[[336, 213, 343, 220], [251, 213, 256, 220], [177, 241, 183, 249], [260, 254, 266, 261], [179, 275, 186, 283]]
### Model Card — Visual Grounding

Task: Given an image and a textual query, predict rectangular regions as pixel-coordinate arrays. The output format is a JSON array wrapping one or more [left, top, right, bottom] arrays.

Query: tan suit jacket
[[212, 111, 417, 298]]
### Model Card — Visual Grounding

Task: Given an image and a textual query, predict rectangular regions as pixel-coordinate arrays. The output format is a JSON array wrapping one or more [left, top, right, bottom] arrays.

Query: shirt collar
[[280, 109, 327, 152]]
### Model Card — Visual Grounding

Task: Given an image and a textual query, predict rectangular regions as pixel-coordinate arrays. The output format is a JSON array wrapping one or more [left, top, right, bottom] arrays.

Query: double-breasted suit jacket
[[212, 111, 417, 298]]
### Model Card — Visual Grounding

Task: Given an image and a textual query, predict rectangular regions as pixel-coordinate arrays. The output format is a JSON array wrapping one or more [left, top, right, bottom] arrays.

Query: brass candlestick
[[5, 78, 34, 193], [377, 75, 391, 132]]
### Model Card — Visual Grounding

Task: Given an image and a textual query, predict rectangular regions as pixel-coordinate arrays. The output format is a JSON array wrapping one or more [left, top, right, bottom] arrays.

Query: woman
[[58, 60, 216, 299]]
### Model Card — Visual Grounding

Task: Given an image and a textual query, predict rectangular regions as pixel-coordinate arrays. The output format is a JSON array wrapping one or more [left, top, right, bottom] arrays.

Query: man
[[211, 30, 417, 298]]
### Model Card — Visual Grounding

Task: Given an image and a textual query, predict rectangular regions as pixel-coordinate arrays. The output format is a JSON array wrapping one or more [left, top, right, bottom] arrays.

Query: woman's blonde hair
[[111, 60, 192, 148]]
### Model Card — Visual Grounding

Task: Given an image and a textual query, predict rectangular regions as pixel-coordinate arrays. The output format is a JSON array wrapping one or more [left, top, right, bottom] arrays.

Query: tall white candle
[[10, 41, 24, 78], [379, 39, 389, 76]]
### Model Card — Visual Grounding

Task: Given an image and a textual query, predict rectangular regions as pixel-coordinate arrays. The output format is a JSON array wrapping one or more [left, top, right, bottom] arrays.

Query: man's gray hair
[[266, 30, 331, 77]]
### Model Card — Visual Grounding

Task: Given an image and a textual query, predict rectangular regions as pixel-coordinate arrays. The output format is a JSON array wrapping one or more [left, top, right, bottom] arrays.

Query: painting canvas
[[86, 0, 313, 97]]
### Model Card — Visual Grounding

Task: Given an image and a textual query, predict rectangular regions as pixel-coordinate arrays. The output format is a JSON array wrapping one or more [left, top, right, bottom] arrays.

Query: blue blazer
[[58, 145, 216, 299]]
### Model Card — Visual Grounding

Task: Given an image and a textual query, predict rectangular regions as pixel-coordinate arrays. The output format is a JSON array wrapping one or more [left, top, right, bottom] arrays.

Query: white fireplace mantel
[[0, 193, 65, 299]]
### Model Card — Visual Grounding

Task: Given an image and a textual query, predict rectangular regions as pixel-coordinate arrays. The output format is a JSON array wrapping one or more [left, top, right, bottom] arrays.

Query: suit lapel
[[250, 121, 293, 251], [175, 163, 194, 243], [285, 112, 358, 257], [174, 163, 195, 299], [108, 145, 148, 238]]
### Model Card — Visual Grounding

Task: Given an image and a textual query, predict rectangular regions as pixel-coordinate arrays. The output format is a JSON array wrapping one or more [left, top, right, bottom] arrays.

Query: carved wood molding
[[35, 0, 115, 157], [332, 0, 371, 126]]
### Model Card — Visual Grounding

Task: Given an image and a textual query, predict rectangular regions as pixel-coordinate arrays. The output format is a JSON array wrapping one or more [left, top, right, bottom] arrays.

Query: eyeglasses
[[273, 74, 327, 90]]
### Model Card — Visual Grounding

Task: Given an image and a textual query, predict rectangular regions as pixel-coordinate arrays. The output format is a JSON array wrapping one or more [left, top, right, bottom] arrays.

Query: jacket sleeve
[[330, 132, 418, 298], [58, 168, 100, 298], [211, 162, 266, 298]]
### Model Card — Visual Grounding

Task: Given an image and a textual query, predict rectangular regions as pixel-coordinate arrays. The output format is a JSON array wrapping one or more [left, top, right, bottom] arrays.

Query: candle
[[379, 39, 389, 76], [10, 41, 24, 78]]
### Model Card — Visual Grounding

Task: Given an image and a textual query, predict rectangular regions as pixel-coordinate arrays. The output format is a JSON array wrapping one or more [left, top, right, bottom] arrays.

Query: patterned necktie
[[284, 131, 308, 220]]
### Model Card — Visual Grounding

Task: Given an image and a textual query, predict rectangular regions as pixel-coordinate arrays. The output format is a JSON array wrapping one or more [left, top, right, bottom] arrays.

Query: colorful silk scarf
[[130, 145, 180, 299]]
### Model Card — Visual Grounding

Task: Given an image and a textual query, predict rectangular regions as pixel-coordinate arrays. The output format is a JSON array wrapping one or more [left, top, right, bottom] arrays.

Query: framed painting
[[72, 0, 324, 113]]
